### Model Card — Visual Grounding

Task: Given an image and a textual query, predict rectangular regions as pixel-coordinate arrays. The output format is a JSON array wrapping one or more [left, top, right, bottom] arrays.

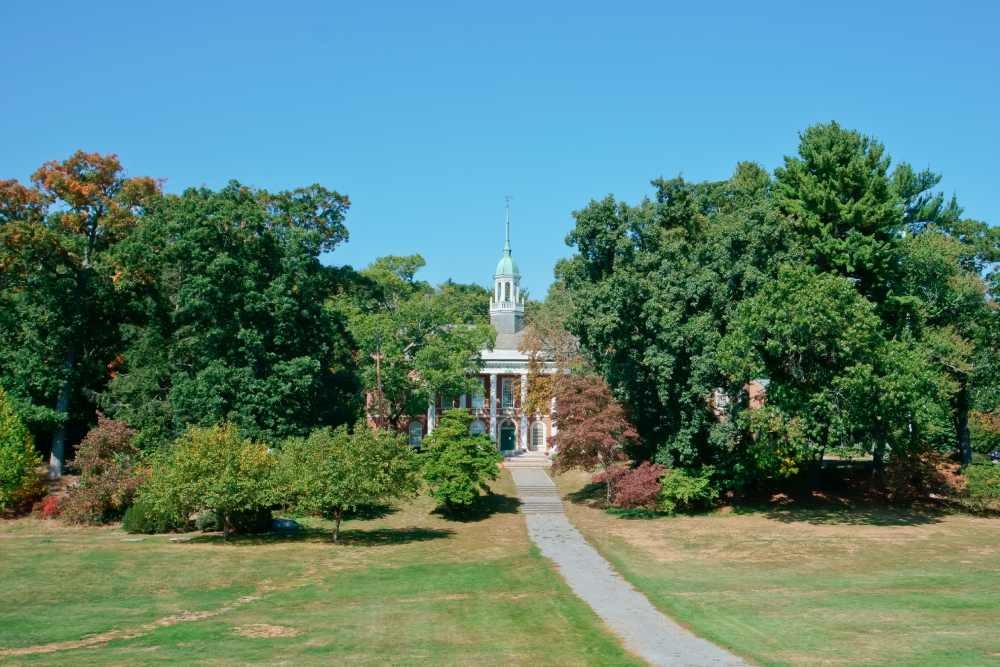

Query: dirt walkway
[[510, 466, 747, 667]]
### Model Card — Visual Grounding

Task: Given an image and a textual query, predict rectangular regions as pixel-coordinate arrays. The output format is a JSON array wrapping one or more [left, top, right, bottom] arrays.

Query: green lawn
[[0, 472, 641, 666], [556, 470, 1000, 667]]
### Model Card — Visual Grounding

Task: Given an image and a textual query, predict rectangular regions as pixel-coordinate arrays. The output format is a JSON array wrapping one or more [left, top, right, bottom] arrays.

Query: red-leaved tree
[[551, 374, 638, 502]]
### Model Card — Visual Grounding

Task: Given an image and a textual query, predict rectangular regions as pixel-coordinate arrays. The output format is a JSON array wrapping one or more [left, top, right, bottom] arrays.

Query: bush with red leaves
[[36, 495, 62, 519], [61, 415, 145, 524], [594, 461, 667, 510]]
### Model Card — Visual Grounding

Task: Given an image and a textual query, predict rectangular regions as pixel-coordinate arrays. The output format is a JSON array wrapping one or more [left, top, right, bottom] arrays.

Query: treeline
[[0, 152, 492, 479], [554, 122, 1000, 499]]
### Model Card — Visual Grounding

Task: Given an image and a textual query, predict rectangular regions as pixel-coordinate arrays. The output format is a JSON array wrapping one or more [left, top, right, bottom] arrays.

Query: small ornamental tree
[[421, 409, 501, 513], [62, 414, 145, 524], [149, 424, 279, 539], [0, 387, 43, 511], [551, 374, 638, 502], [279, 425, 419, 542], [605, 461, 666, 510]]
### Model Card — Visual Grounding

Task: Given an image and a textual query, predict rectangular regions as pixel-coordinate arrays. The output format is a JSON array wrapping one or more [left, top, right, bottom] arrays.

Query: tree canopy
[[559, 122, 999, 490]]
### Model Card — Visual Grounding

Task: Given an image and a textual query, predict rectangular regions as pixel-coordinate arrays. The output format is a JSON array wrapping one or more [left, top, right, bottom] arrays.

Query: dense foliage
[[105, 182, 360, 448], [136, 424, 279, 539], [560, 122, 999, 493], [421, 409, 501, 512], [0, 387, 43, 510], [278, 425, 419, 541], [61, 415, 144, 524], [0, 153, 160, 475]]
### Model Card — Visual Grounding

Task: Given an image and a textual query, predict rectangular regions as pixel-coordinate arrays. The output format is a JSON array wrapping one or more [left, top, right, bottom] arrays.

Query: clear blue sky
[[3, 1, 997, 296]]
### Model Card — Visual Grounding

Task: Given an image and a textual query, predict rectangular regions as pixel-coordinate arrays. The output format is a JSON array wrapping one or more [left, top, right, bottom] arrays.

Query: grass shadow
[[337, 526, 454, 546], [564, 481, 606, 507], [433, 492, 521, 522], [184, 527, 331, 545], [184, 525, 454, 546], [732, 497, 946, 526], [344, 504, 399, 521]]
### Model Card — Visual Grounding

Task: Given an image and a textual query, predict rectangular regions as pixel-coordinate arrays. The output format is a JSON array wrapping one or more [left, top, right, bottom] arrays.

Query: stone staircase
[[516, 482, 564, 514], [502, 451, 552, 469]]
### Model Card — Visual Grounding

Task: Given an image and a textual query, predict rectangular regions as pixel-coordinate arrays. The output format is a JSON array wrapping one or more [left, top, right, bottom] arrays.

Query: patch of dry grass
[[555, 469, 1000, 667]]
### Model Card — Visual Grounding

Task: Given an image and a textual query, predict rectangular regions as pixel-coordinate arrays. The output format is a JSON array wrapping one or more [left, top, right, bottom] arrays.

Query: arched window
[[504, 281, 511, 302], [531, 421, 546, 451], [469, 419, 486, 436], [408, 421, 423, 448]]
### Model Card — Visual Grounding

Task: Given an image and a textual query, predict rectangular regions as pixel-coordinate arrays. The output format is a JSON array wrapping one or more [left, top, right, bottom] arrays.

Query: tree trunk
[[873, 441, 886, 482], [48, 349, 76, 479], [332, 509, 342, 543], [49, 263, 87, 479], [222, 511, 230, 542], [955, 380, 972, 466]]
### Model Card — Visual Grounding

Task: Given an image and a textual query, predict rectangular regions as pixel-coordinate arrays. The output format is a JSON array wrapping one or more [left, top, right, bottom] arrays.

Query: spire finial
[[503, 196, 512, 255]]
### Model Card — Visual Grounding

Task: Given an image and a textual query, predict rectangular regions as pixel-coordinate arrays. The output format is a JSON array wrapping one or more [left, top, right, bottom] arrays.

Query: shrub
[[36, 495, 63, 519], [659, 467, 719, 515], [606, 461, 666, 509], [592, 465, 629, 498], [422, 409, 500, 513], [122, 493, 182, 534], [143, 424, 279, 539], [61, 415, 145, 524], [965, 464, 1000, 511], [194, 509, 220, 532], [970, 409, 1000, 456], [0, 387, 44, 512]]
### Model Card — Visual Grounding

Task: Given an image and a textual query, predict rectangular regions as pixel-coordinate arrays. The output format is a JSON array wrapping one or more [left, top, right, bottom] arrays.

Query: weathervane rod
[[504, 195, 512, 252]]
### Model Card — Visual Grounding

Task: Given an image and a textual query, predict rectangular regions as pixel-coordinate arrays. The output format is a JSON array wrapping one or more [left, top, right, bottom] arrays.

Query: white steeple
[[490, 197, 524, 334]]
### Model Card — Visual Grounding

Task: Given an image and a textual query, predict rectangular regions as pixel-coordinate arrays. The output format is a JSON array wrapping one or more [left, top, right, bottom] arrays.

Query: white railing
[[489, 300, 523, 312]]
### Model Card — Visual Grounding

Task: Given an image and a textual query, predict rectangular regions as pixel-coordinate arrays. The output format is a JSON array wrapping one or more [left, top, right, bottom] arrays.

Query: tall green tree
[[560, 163, 784, 465], [104, 182, 359, 447], [0, 153, 160, 476]]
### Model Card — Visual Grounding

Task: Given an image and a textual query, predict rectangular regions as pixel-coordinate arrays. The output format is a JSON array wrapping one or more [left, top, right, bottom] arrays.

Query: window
[[469, 420, 486, 436], [501, 378, 514, 409], [504, 282, 511, 302], [408, 421, 423, 448], [531, 422, 546, 451], [471, 384, 484, 410]]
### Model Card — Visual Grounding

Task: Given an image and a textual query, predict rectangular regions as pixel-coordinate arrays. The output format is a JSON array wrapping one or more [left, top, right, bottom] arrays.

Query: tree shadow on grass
[[184, 525, 454, 546], [432, 492, 521, 523], [564, 481, 606, 507], [344, 504, 399, 521], [337, 526, 454, 546], [732, 498, 946, 526]]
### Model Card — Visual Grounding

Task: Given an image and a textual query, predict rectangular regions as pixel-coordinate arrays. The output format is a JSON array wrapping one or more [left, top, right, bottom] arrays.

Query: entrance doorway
[[499, 421, 516, 452]]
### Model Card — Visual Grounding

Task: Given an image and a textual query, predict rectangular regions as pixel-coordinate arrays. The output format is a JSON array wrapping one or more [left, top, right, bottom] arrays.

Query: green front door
[[500, 426, 516, 451]]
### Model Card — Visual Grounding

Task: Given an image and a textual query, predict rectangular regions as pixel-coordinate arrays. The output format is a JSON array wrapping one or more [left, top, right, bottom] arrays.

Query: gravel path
[[509, 466, 747, 667]]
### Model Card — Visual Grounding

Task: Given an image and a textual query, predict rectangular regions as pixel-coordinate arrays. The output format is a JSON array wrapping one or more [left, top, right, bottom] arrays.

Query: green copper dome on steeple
[[495, 202, 519, 276]]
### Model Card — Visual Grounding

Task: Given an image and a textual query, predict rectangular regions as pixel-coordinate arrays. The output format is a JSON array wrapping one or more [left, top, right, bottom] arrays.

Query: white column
[[549, 396, 558, 451], [519, 372, 528, 451], [426, 398, 435, 435], [489, 373, 498, 441]]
